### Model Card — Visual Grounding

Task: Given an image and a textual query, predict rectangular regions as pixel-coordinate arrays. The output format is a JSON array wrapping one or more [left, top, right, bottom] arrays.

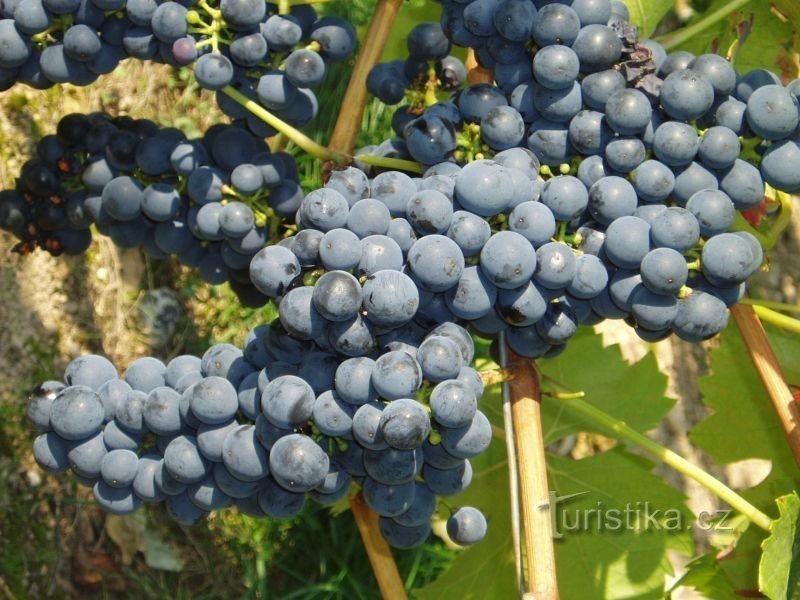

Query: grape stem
[[356, 154, 426, 174], [549, 385, 773, 531], [349, 493, 408, 600], [479, 367, 516, 386], [277, 0, 291, 14], [750, 305, 800, 334], [220, 85, 347, 164], [656, 0, 753, 51], [741, 297, 800, 314], [732, 304, 800, 467]]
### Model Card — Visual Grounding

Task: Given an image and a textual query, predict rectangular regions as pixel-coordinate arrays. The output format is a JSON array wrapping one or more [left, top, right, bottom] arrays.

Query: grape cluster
[[28, 320, 490, 549], [366, 22, 466, 111], [0, 112, 301, 304], [0, 0, 355, 132]]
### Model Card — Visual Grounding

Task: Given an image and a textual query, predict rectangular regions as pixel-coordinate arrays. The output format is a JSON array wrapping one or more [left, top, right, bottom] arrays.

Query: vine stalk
[[349, 493, 408, 600], [220, 86, 348, 165], [732, 304, 800, 468], [507, 350, 559, 599], [553, 392, 773, 531], [326, 0, 405, 157], [656, 0, 752, 51]]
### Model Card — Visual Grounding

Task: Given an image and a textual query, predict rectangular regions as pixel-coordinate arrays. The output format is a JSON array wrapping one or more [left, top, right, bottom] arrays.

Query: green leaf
[[623, 0, 674, 38], [759, 493, 800, 600], [414, 436, 517, 600], [662, 0, 796, 75], [689, 323, 800, 590], [667, 553, 740, 599], [538, 328, 674, 444], [549, 448, 694, 600]]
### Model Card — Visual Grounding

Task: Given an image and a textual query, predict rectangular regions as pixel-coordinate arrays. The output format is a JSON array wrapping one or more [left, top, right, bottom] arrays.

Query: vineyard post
[[732, 304, 800, 467], [324, 1, 409, 597], [505, 350, 559, 599]]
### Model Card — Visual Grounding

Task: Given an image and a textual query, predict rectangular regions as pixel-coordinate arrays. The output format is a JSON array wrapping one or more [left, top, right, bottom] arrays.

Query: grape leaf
[[548, 448, 694, 599], [414, 420, 517, 599], [691, 323, 800, 504], [538, 328, 674, 444], [689, 323, 800, 590], [759, 493, 800, 600], [667, 553, 740, 599], [623, 0, 674, 38], [663, 0, 796, 76]]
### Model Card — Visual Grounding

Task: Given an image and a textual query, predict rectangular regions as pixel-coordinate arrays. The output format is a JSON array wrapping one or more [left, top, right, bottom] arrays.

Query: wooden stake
[[732, 304, 800, 468], [349, 493, 408, 600], [507, 351, 559, 600], [327, 0, 405, 157], [465, 49, 495, 85]]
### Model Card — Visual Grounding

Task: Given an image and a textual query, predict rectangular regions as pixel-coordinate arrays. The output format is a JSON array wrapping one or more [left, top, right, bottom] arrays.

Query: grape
[[408, 235, 464, 292], [67, 431, 107, 478], [94, 481, 142, 515], [250, 246, 301, 297], [761, 139, 800, 193], [257, 476, 306, 518], [417, 336, 463, 383], [197, 420, 240, 463], [718, 159, 765, 210], [33, 432, 70, 472], [479, 231, 536, 289], [536, 303, 579, 344], [143, 386, 182, 435], [701, 232, 755, 286], [540, 175, 588, 221], [746, 85, 800, 140], [481, 106, 526, 150], [672, 162, 719, 206], [100, 449, 139, 488], [604, 216, 651, 270], [454, 160, 514, 217], [64, 354, 117, 391], [533, 45, 579, 91], [447, 507, 487, 545], [660, 69, 714, 120], [533, 244, 577, 292], [430, 380, 476, 429], [448, 210, 492, 256], [631, 159, 675, 203], [379, 398, 430, 450], [640, 248, 688, 295], [423, 460, 473, 496], [689, 53, 736, 98], [604, 137, 646, 173], [568, 254, 609, 299], [190, 376, 238, 425], [605, 89, 652, 135], [685, 189, 735, 236], [164, 435, 208, 484], [441, 410, 491, 459], [269, 433, 329, 492], [650, 207, 700, 252], [220, 424, 269, 482], [50, 385, 104, 441], [571, 24, 622, 73], [125, 357, 166, 392], [697, 126, 740, 169], [133, 453, 165, 502], [581, 69, 626, 110], [652, 121, 698, 167], [672, 290, 729, 342], [587, 176, 637, 225], [532, 4, 580, 47], [347, 199, 391, 238]]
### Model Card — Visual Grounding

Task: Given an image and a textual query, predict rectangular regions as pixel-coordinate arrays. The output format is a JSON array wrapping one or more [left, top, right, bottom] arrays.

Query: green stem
[[731, 212, 772, 249], [750, 305, 800, 335], [555, 395, 773, 531], [220, 85, 345, 164], [356, 154, 425, 175], [741, 298, 800, 314], [278, 0, 291, 13], [656, 0, 752, 51], [765, 190, 794, 249]]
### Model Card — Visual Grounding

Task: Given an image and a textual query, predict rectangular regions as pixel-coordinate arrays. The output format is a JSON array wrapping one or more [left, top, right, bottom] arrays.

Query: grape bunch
[[28, 319, 490, 549], [0, 0, 355, 133], [0, 112, 303, 305], [367, 22, 466, 112]]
